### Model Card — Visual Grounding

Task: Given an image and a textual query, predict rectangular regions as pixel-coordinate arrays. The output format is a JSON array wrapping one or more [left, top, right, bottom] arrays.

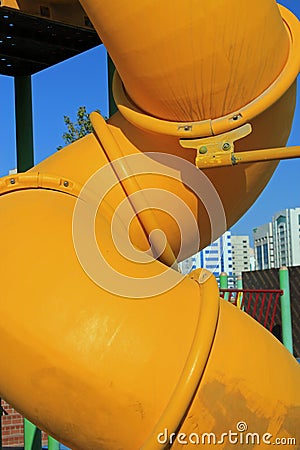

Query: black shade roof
[[0, 7, 102, 77]]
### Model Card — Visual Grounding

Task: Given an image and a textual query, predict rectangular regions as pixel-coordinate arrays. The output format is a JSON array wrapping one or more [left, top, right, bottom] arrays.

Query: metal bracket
[[179, 122, 300, 169], [179, 123, 252, 169], [0, 172, 82, 198]]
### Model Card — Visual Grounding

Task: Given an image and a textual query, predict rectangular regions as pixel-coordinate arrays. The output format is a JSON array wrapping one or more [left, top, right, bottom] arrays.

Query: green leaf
[[57, 106, 107, 150]]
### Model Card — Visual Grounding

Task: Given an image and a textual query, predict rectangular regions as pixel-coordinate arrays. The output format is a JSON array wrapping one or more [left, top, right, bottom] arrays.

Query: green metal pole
[[24, 420, 42, 450], [236, 275, 244, 309], [279, 266, 294, 354], [107, 53, 118, 117], [14, 75, 41, 449], [220, 272, 228, 288], [48, 435, 60, 450], [14, 75, 34, 172], [220, 272, 229, 300], [236, 275, 243, 289]]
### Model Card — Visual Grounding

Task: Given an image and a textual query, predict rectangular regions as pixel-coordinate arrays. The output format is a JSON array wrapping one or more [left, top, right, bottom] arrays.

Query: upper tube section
[[79, 0, 290, 122]]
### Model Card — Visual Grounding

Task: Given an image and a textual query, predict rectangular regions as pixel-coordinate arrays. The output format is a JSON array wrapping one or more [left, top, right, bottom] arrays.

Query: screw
[[63, 181, 69, 187], [222, 142, 231, 151], [231, 155, 238, 165], [184, 125, 191, 131], [232, 115, 239, 121], [10, 178, 15, 184], [199, 146, 208, 154]]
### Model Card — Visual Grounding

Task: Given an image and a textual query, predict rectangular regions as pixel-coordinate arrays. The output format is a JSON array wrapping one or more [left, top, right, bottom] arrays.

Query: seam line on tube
[[0, 172, 83, 198], [0, 171, 119, 223], [90, 111, 178, 268], [141, 275, 220, 450], [113, 71, 213, 138]]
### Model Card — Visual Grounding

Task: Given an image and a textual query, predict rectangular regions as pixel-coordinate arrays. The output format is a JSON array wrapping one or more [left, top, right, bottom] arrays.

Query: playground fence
[[220, 288, 283, 332]]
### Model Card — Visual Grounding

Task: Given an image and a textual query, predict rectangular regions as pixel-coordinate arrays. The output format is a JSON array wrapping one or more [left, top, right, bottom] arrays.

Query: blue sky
[[0, 0, 299, 243]]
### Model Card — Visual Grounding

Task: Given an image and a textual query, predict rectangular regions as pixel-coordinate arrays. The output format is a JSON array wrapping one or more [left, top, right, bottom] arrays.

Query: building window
[[257, 245, 262, 270], [263, 243, 269, 267]]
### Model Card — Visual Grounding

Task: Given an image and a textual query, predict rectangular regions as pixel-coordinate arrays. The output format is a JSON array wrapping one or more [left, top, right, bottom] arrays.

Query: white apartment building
[[253, 207, 300, 269], [273, 208, 300, 267], [249, 247, 256, 271], [253, 222, 275, 270], [179, 231, 233, 280], [231, 235, 251, 276]]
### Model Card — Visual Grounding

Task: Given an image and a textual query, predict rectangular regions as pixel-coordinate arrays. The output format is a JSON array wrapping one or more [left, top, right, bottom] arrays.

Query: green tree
[[57, 106, 102, 150]]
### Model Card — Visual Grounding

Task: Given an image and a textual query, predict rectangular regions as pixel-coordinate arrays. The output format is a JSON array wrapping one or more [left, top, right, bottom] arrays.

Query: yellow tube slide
[[0, 1, 299, 449]]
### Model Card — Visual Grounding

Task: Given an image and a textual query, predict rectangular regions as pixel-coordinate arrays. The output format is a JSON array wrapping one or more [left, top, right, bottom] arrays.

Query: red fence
[[220, 289, 283, 332]]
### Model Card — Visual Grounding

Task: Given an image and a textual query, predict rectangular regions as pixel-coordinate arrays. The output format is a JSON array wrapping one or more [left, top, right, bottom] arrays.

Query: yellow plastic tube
[[0, 1, 299, 449], [0, 148, 299, 449], [78, 0, 300, 258], [0, 166, 220, 449], [80, 0, 297, 124]]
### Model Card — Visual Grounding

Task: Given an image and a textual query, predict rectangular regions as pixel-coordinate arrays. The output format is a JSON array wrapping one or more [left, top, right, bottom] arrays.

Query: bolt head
[[199, 146, 208, 154], [222, 142, 231, 151], [10, 178, 15, 184], [63, 181, 69, 187]]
